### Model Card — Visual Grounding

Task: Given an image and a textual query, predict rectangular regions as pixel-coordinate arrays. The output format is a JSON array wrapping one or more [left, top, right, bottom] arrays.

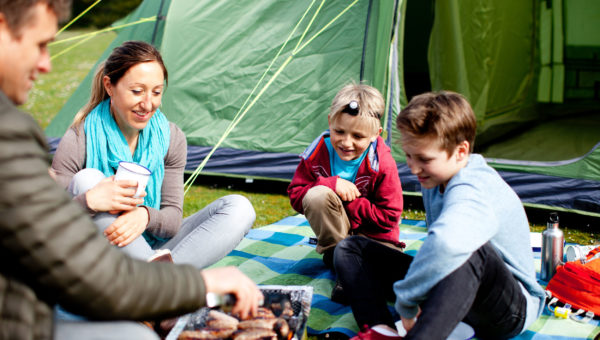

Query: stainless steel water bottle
[[540, 212, 564, 281]]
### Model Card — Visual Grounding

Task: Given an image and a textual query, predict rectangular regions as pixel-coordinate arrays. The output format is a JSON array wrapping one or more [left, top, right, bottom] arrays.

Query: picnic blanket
[[209, 215, 600, 339]]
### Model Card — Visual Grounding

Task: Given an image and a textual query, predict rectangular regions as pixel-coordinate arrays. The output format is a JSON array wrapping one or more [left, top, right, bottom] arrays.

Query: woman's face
[[104, 61, 164, 136]]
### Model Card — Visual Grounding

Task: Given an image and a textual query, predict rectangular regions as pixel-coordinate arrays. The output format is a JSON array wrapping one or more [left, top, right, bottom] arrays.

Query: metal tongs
[[205, 293, 237, 313]]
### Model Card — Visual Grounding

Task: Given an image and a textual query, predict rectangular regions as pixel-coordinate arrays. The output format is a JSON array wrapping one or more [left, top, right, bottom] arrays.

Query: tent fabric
[[167, 215, 600, 339], [426, 0, 539, 145], [44, 0, 599, 215], [158, 0, 395, 154], [390, 0, 600, 213], [479, 115, 600, 163]]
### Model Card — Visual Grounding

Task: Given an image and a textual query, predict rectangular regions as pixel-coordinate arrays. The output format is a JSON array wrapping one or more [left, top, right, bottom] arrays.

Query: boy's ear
[[455, 140, 470, 161], [371, 126, 383, 142]]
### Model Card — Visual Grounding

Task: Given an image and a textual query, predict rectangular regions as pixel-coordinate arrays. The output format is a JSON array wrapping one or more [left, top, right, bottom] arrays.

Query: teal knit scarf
[[84, 98, 170, 212]]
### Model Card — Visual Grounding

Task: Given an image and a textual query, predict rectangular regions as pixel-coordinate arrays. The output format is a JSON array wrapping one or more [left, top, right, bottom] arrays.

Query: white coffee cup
[[114, 161, 151, 198]]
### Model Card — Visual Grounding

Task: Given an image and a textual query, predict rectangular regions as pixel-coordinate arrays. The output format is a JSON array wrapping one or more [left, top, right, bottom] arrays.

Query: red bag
[[546, 258, 600, 315]]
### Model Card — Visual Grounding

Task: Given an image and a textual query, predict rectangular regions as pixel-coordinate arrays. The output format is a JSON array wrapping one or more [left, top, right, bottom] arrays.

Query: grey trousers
[[68, 168, 255, 267]]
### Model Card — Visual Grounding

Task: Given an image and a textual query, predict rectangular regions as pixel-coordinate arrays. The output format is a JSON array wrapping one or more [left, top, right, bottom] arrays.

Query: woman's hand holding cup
[[114, 161, 151, 198], [86, 176, 145, 213]]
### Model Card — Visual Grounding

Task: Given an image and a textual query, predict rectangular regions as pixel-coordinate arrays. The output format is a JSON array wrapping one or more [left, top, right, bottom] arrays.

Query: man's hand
[[104, 207, 149, 247], [335, 178, 361, 201], [201, 267, 263, 320]]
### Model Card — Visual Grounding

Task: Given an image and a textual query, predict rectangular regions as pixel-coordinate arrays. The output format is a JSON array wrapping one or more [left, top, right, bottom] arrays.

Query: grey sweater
[[51, 122, 187, 239], [394, 154, 545, 333]]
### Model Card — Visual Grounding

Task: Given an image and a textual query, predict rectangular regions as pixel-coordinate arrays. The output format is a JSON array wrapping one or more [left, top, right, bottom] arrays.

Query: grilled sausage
[[207, 310, 239, 330], [232, 329, 277, 340], [178, 328, 236, 340]]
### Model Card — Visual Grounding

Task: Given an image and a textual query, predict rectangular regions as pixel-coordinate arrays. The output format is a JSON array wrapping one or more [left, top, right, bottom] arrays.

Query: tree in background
[[72, 0, 143, 28]]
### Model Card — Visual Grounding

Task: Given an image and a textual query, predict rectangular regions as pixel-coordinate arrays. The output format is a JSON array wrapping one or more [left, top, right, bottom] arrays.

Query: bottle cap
[[549, 212, 559, 224]]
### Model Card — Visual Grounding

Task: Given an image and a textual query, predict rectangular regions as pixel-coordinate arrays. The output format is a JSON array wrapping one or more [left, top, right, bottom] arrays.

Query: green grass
[[182, 178, 297, 228], [25, 29, 596, 245], [530, 224, 596, 245]]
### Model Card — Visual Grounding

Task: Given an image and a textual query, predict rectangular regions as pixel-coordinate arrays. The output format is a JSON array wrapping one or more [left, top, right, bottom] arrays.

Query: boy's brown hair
[[0, 0, 71, 36], [329, 83, 384, 136], [396, 91, 477, 155]]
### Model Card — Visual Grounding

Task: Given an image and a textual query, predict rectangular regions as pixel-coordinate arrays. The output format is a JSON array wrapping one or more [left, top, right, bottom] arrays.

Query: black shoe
[[331, 280, 349, 305], [322, 248, 335, 269]]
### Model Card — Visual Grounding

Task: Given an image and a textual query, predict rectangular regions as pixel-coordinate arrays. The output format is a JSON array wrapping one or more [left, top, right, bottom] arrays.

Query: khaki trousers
[[302, 185, 351, 254], [302, 185, 405, 254]]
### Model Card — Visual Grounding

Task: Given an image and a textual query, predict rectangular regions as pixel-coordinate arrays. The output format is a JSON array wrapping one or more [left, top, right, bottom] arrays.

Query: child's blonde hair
[[329, 83, 384, 135], [397, 91, 477, 155]]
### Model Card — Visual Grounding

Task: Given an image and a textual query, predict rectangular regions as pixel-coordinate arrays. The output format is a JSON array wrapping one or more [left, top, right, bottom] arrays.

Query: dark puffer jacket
[[0, 91, 207, 340]]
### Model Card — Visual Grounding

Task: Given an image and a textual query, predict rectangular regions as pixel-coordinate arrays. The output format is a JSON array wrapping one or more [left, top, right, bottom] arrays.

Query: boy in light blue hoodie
[[341, 91, 545, 340]]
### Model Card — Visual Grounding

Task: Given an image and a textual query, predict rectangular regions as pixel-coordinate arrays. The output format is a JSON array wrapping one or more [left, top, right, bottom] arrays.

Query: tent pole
[[151, 0, 167, 46], [360, 0, 373, 81]]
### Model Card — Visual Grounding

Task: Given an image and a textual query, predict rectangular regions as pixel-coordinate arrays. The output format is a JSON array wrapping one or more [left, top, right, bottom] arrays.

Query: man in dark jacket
[[0, 1, 262, 339]]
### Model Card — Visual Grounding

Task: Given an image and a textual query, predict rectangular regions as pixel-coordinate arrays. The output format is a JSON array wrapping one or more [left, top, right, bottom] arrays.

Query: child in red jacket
[[288, 84, 404, 273]]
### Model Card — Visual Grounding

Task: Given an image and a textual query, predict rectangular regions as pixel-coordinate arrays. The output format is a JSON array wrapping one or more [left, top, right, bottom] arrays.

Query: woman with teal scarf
[[52, 41, 255, 268]]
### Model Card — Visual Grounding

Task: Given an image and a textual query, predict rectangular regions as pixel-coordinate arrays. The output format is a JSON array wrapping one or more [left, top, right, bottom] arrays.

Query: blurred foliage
[[70, 0, 144, 28], [23, 29, 117, 128]]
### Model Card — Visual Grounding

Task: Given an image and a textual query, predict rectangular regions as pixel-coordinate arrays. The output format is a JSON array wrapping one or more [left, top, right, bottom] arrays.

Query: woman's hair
[[329, 83, 384, 136], [396, 91, 477, 155], [72, 40, 168, 126]]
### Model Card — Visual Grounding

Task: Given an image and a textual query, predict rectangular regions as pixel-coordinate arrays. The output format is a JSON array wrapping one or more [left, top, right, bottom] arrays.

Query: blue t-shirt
[[324, 137, 368, 183]]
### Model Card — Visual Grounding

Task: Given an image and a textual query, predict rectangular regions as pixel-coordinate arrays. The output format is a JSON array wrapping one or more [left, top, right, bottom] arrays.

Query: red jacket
[[288, 131, 403, 245]]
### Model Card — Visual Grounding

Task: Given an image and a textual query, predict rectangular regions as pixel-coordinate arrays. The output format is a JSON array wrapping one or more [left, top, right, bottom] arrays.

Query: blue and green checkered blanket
[[209, 215, 600, 339]]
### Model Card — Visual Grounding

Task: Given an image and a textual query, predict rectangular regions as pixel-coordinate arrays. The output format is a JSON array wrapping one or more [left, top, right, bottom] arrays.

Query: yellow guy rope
[[51, 16, 157, 46], [183, 0, 359, 194], [50, 33, 95, 60], [55, 0, 102, 37], [183, 0, 320, 192], [49, 16, 157, 60]]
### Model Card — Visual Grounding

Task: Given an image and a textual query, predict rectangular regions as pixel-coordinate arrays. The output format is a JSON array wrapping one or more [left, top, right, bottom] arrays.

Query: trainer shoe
[[350, 325, 404, 340], [148, 249, 173, 263]]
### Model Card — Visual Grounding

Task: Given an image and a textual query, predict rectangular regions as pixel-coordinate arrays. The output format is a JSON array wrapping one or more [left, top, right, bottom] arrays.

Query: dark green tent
[[394, 0, 599, 217]]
